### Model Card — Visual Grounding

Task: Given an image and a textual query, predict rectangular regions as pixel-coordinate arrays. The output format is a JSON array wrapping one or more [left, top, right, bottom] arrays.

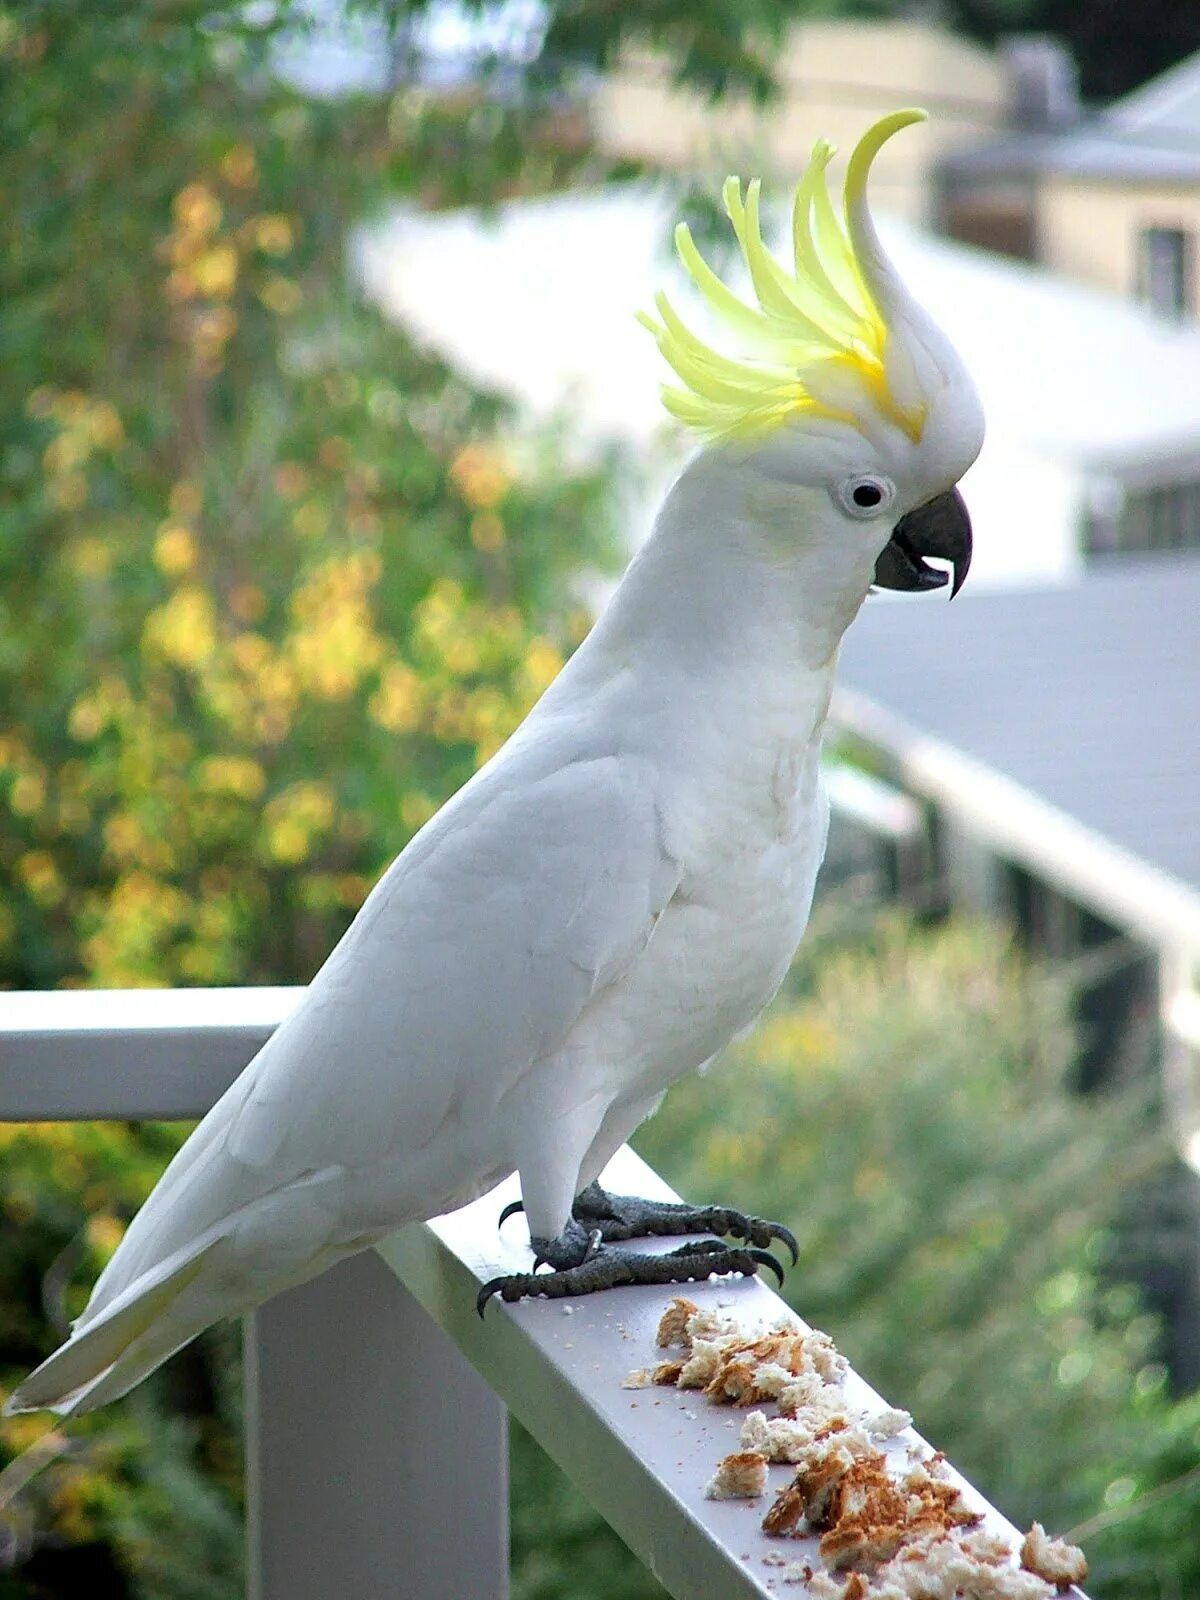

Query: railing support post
[[244, 1250, 509, 1600]]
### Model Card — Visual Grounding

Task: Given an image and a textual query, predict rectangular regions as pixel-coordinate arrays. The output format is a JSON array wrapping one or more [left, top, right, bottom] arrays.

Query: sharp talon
[[748, 1248, 785, 1286], [774, 1225, 800, 1265], [498, 1199, 525, 1229], [477, 1277, 507, 1317], [583, 1227, 604, 1263]]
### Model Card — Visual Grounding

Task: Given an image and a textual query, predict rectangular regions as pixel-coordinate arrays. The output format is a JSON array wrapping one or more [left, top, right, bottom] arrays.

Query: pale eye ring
[[837, 474, 896, 519]]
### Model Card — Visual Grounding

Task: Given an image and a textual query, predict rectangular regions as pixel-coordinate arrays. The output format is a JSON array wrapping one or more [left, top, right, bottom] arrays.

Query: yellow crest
[[639, 110, 928, 444]]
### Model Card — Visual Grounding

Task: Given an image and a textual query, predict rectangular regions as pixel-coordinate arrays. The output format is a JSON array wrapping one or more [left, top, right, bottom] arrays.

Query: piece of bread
[[1021, 1522, 1088, 1587], [704, 1450, 769, 1500]]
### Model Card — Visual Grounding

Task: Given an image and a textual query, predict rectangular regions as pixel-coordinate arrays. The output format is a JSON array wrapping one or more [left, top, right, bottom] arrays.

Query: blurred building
[[941, 45, 1200, 321], [591, 20, 1009, 223]]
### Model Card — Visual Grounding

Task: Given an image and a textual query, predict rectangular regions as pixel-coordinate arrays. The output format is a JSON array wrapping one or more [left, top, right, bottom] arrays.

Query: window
[[1136, 226, 1193, 316], [1083, 476, 1200, 555]]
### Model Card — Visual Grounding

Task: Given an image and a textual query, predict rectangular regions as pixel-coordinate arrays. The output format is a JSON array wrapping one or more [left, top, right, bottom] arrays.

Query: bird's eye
[[837, 474, 896, 519]]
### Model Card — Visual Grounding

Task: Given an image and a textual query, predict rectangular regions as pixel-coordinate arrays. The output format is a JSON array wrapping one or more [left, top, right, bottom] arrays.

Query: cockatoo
[[9, 110, 981, 1417]]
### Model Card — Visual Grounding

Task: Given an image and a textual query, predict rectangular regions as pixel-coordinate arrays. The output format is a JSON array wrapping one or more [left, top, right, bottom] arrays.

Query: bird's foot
[[498, 1181, 798, 1261], [477, 1216, 784, 1314], [571, 1180, 799, 1262]]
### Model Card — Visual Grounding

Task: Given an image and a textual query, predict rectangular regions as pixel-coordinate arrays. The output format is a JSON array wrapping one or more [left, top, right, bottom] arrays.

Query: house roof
[[835, 551, 1200, 936], [941, 49, 1200, 185]]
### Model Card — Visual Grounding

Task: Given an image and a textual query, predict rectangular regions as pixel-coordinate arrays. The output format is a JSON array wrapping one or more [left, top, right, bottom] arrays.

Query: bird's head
[[640, 111, 983, 601]]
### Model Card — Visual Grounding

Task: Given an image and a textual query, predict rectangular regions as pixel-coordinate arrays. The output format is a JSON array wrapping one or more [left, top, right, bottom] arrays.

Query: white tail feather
[[5, 1237, 219, 1416]]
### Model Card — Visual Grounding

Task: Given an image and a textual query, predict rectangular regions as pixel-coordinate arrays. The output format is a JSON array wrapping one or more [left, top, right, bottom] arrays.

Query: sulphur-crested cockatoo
[[10, 110, 981, 1417]]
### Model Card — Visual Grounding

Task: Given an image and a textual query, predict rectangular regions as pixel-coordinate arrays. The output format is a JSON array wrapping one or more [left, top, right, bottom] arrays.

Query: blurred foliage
[[0, 1, 623, 1593]]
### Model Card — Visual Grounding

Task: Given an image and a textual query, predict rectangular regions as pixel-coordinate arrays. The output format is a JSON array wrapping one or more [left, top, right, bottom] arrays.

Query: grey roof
[[941, 48, 1200, 186], [838, 553, 1200, 894], [1108, 48, 1200, 142], [941, 127, 1200, 185]]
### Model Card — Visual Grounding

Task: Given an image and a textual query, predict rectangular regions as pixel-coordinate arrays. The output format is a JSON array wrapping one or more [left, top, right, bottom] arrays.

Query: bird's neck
[[593, 452, 874, 689]]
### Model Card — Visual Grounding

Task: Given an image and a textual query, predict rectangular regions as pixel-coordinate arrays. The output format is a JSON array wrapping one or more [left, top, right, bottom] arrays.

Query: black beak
[[873, 487, 973, 599]]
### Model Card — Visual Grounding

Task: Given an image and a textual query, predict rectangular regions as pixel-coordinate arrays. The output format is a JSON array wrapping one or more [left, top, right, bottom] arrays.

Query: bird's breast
[[581, 761, 829, 1100]]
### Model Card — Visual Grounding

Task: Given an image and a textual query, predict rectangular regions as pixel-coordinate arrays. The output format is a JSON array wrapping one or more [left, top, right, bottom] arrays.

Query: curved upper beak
[[873, 487, 973, 599]]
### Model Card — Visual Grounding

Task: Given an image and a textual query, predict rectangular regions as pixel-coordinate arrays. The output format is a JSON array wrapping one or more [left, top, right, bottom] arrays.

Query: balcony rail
[[0, 989, 1091, 1599]]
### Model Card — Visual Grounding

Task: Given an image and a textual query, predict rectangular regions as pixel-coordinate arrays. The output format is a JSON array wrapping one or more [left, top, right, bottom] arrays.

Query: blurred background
[[2, 1, 1200, 1595]]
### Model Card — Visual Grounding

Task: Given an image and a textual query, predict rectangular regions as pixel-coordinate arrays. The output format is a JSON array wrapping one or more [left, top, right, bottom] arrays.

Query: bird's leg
[[477, 1216, 784, 1313], [478, 1185, 797, 1312], [570, 1180, 799, 1261]]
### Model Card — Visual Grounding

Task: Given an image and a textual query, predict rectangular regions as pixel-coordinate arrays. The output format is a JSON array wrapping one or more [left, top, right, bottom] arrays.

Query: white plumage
[[9, 112, 984, 1417]]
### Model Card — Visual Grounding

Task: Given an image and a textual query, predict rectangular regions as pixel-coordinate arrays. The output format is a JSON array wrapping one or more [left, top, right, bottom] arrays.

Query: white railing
[[1, 990, 1091, 1599]]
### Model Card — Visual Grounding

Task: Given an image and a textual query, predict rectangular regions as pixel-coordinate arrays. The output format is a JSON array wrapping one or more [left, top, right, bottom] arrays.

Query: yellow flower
[[142, 585, 217, 669], [86, 1213, 126, 1256], [67, 691, 110, 741], [43, 431, 87, 474], [369, 662, 422, 734], [153, 524, 198, 577], [173, 182, 222, 238], [193, 242, 238, 298], [253, 214, 295, 255], [262, 781, 337, 865], [522, 637, 564, 695], [16, 850, 63, 906], [197, 755, 266, 800], [266, 817, 309, 863], [86, 401, 124, 450], [450, 443, 512, 508], [9, 770, 46, 817]]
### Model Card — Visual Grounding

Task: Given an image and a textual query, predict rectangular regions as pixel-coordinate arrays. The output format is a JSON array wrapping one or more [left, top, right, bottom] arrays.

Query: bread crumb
[[741, 1408, 853, 1464], [1021, 1523, 1088, 1587], [686, 1306, 740, 1344], [959, 1527, 1015, 1565], [799, 1573, 865, 1597], [656, 1297, 699, 1348], [620, 1367, 653, 1390], [777, 1372, 831, 1416], [804, 1328, 848, 1384], [677, 1336, 736, 1389], [866, 1407, 913, 1440], [875, 1532, 1056, 1599], [704, 1450, 769, 1500], [652, 1358, 687, 1385], [748, 1360, 800, 1400]]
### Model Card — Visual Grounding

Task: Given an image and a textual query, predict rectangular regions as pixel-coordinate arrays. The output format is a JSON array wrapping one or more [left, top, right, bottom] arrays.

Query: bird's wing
[[87, 752, 679, 1308], [227, 751, 679, 1175]]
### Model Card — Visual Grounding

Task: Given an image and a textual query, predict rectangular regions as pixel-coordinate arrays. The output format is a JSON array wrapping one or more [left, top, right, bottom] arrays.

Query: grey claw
[[477, 1276, 507, 1316], [747, 1247, 785, 1286]]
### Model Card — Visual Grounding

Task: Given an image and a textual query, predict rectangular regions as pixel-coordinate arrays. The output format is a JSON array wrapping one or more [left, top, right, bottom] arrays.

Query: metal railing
[[1, 989, 1090, 1599]]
